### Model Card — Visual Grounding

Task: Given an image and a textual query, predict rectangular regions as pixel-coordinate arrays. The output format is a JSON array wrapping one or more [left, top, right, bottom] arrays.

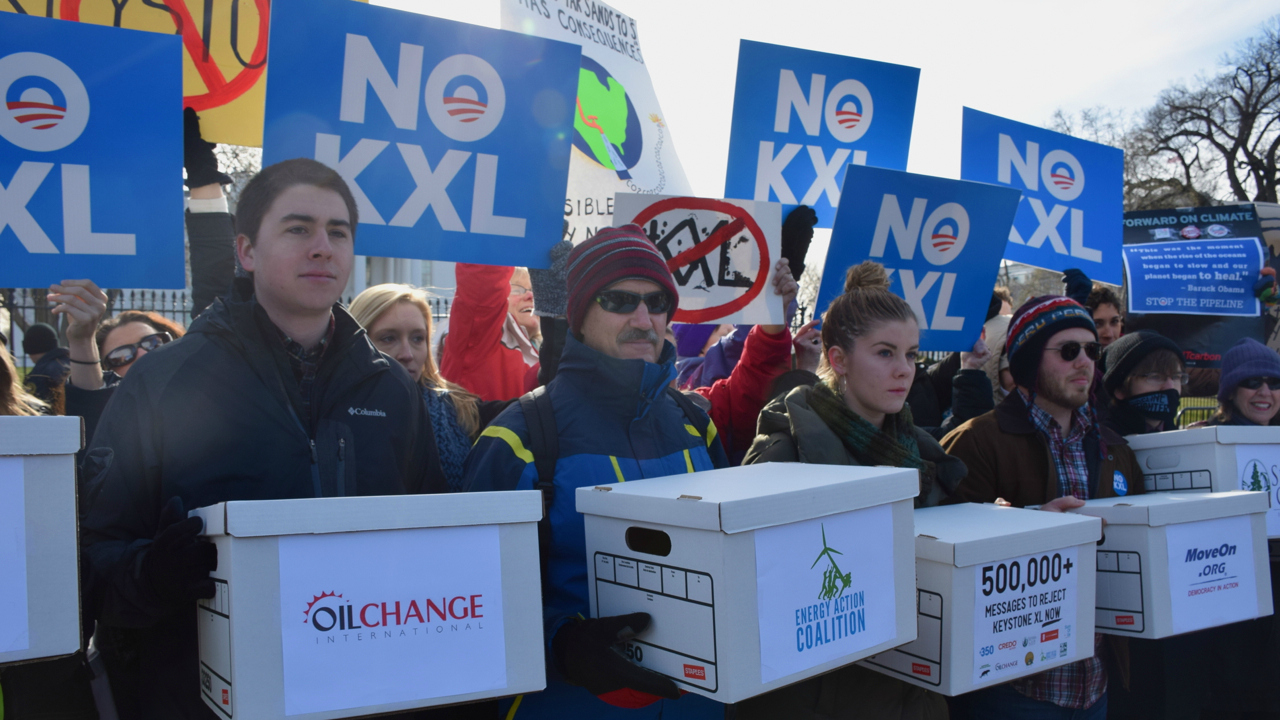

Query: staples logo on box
[[911, 663, 931, 677], [221, 689, 229, 706], [1115, 615, 1135, 626], [1040, 630, 1058, 643], [683, 664, 706, 681]]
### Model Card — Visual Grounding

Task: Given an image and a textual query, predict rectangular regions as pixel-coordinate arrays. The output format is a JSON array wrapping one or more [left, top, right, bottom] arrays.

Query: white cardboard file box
[[0, 416, 82, 666], [861, 503, 1101, 696], [576, 463, 919, 704], [192, 492, 545, 720], [1071, 492, 1273, 639], [1126, 426, 1280, 536]]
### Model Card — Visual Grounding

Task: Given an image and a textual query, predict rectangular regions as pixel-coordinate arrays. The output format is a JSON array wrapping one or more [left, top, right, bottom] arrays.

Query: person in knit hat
[[1100, 330, 1185, 435], [1204, 337, 1280, 426], [20, 322, 69, 413], [942, 295, 1142, 720], [464, 225, 728, 720]]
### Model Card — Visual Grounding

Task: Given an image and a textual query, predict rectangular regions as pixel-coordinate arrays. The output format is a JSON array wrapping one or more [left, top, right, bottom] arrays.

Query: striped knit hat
[[565, 225, 679, 335], [1005, 295, 1097, 388]]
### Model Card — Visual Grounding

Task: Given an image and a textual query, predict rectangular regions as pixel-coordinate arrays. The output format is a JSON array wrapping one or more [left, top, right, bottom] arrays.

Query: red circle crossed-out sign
[[633, 197, 770, 324], [61, 0, 270, 112]]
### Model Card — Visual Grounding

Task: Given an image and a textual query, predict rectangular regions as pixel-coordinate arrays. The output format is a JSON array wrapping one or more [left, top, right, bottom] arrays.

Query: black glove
[[552, 612, 680, 700], [140, 496, 218, 605], [529, 240, 574, 318], [1061, 268, 1092, 306], [183, 107, 233, 189], [781, 205, 819, 281]]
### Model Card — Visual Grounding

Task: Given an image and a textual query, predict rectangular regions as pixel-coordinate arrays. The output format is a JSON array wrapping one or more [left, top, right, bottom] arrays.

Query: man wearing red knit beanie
[[463, 226, 729, 720]]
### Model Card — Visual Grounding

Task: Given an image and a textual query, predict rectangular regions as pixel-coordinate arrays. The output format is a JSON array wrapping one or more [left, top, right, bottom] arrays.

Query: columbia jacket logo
[[348, 407, 386, 417]]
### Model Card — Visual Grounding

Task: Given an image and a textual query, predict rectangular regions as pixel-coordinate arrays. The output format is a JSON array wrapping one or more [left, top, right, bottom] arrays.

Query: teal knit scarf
[[808, 381, 935, 484]]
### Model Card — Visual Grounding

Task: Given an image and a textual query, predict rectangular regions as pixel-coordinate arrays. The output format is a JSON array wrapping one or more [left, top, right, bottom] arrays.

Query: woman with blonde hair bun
[[738, 261, 964, 720], [350, 283, 491, 490]]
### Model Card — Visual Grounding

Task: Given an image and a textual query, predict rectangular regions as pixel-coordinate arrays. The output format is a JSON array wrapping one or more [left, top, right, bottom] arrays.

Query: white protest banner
[[500, 0, 692, 244], [278, 525, 506, 716], [613, 193, 783, 324], [1235, 445, 1280, 537], [0, 456, 28, 654], [1165, 515, 1258, 636], [972, 548, 1079, 685], [754, 505, 896, 684]]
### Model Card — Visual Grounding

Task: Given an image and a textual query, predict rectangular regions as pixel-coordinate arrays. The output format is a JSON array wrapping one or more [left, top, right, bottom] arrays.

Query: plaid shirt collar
[[274, 314, 336, 380], [1018, 388, 1091, 445]]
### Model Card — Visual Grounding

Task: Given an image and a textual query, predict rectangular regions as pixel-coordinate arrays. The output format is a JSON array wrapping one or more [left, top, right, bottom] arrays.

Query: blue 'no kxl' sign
[[816, 165, 1022, 351], [263, 0, 580, 268], [723, 40, 919, 229], [0, 12, 183, 289], [960, 107, 1124, 283]]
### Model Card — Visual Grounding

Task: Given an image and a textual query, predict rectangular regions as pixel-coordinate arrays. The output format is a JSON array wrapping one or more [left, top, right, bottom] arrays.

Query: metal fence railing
[[2, 288, 452, 372]]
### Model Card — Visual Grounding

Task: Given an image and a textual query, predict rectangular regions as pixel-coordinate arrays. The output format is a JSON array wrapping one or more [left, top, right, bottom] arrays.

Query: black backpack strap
[[518, 387, 559, 572], [666, 387, 711, 447]]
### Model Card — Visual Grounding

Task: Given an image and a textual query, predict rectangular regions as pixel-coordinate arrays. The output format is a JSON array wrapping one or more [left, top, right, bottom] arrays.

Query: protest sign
[[1165, 515, 1258, 636], [724, 40, 919, 229], [1122, 239, 1263, 317], [0, 11, 184, 289], [1123, 205, 1271, 368], [613, 193, 783, 325], [500, 0, 692, 245], [0, 0, 374, 147], [262, 0, 580, 268], [971, 547, 1079, 685], [960, 108, 1123, 284], [815, 165, 1021, 351]]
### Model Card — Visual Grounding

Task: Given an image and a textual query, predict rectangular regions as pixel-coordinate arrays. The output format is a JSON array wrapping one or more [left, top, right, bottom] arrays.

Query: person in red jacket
[[440, 263, 540, 401]]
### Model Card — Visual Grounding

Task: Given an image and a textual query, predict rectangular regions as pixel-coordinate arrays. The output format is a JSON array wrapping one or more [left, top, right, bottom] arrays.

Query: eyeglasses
[[509, 284, 532, 297], [1134, 372, 1191, 386], [1043, 341, 1102, 362], [594, 290, 672, 315], [1238, 377, 1280, 391], [102, 332, 172, 370]]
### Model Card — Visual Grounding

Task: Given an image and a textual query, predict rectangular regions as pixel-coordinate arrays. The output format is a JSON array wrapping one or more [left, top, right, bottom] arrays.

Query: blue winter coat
[[463, 335, 729, 719]]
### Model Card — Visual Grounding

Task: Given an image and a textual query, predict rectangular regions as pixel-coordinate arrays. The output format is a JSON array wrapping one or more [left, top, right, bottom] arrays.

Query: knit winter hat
[[1218, 338, 1280, 403], [1102, 330, 1182, 397], [22, 323, 58, 356], [565, 225, 679, 335], [672, 324, 717, 358], [1005, 295, 1097, 388]]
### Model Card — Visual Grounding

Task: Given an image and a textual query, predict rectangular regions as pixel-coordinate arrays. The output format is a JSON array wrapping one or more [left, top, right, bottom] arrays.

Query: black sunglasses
[[595, 290, 672, 315], [1238, 377, 1280, 391], [1043, 341, 1102, 362], [103, 332, 172, 369]]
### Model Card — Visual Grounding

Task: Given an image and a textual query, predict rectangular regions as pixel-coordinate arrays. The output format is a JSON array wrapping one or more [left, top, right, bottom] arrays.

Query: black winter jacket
[[80, 296, 446, 719]]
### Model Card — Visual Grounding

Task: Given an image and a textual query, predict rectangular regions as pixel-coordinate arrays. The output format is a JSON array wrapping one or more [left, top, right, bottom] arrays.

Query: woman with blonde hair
[[1, 341, 46, 416], [350, 283, 490, 490], [738, 261, 964, 720]]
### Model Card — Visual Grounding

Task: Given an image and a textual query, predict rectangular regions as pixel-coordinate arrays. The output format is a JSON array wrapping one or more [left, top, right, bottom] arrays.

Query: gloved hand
[[1254, 267, 1278, 307], [552, 612, 680, 702], [1061, 268, 1091, 306], [530, 240, 574, 318], [781, 205, 819, 281], [183, 107, 233, 189], [140, 496, 218, 605]]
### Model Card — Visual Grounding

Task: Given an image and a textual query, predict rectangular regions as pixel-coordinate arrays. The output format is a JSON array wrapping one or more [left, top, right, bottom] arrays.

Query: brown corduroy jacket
[[940, 389, 1143, 691]]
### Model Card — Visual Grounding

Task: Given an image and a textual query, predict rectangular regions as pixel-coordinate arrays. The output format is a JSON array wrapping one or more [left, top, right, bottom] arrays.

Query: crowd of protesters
[[4, 113, 1280, 720]]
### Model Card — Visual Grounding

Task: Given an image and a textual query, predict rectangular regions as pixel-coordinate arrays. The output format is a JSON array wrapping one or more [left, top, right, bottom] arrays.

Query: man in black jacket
[[80, 158, 447, 719]]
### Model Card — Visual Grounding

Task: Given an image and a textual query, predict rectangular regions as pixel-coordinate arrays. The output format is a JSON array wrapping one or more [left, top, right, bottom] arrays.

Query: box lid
[[1069, 491, 1268, 527], [914, 503, 1102, 568], [1125, 425, 1280, 452], [0, 416, 83, 455], [573, 462, 919, 534], [193, 491, 543, 538]]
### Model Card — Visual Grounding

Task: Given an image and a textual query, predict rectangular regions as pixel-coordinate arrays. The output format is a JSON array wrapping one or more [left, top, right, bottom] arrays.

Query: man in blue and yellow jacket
[[464, 225, 729, 719]]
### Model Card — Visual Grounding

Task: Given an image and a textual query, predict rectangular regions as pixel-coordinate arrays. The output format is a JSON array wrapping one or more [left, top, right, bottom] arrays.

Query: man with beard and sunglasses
[[941, 296, 1143, 720], [463, 226, 729, 720]]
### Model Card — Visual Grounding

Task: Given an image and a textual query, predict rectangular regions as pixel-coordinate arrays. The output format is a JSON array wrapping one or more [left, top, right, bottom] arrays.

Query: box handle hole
[[625, 527, 671, 557]]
